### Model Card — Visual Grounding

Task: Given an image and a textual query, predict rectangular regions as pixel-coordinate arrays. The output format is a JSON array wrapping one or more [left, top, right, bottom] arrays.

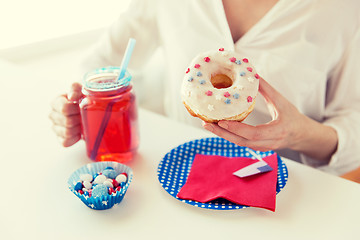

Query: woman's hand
[[202, 77, 338, 162], [49, 83, 83, 147]]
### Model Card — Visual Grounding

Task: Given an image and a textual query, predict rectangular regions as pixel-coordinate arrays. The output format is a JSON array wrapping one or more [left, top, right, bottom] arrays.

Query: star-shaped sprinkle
[[208, 104, 214, 111], [243, 58, 249, 63], [235, 60, 241, 65], [188, 76, 193, 82], [199, 79, 206, 84], [229, 57, 236, 62], [225, 98, 231, 104], [204, 57, 210, 62], [248, 77, 255, 83], [215, 94, 222, 100], [224, 92, 230, 98], [194, 64, 200, 69], [240, 72, 246, 77], [254, 73, 260, 79], [247, 67, 253, 72], [233, 93, 240, 99], [205, 90, 213, 96], [197, 72, 202, 77], [247, 96, 253, 102]]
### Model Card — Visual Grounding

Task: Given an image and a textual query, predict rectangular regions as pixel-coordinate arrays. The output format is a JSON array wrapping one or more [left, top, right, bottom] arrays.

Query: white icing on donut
[[181, 49, 259, 121]]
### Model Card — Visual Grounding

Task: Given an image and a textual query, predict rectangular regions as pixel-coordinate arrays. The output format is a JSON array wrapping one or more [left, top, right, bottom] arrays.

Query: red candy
[[186, 68, 190, 74], [247, 96, 253, 102], [78, 190, 84, 195], [205, 90, 213, 96], [194, 64, 200, 68], [243, 58, 249, 63], [116, 186, 122, 192], [247, 67, 253, 72], [112, 179, 119, 188], [204, 57, 210, 62], [254, 73, 259, 79], [229, 57, 236, 62], [219, 48, 224, 51], [224, 92, 230, 98], [108, 188, 116, 195]]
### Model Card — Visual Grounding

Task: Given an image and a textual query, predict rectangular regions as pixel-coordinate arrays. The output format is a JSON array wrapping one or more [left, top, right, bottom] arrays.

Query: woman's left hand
[[202, 77, 337, 162]]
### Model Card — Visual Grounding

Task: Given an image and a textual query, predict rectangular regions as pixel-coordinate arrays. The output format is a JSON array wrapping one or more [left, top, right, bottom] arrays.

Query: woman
[[50, 0, 360, 178]]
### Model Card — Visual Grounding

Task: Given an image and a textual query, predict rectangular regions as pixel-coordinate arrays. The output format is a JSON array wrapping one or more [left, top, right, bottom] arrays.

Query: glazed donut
[[181, 48, 259, 123]]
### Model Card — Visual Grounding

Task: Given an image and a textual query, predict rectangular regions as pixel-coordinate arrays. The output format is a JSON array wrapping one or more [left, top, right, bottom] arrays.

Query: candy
[[242, 58, 249, 63], [102, 169, 118, 179], [83, 181, 92, 190], [94, 175, 107, 184], [223, 92, 230, 98], [204, 57, 210, 62], [194, 64, 200, 68], [92, 185, 108, 198], [74, 182, 83, 191], [103, 180, 114, 189], [108, 188, 116, 195], [247, 96, 253, 102], [254, 73, 260, 79], [219, 48, 224, 51], [229, 57, 236, 62], [112, 179, 120, 188], [80, 173, 93, 182], [116, 174, 128, 183], [186, 68, 190, 74], [247, 67, 253, 72]]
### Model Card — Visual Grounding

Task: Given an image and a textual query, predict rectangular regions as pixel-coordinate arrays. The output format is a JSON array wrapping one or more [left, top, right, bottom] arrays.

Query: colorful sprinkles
[[185, 50, 258, 106]]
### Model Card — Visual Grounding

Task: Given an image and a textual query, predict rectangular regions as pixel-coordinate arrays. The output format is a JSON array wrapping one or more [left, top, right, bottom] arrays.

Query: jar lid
[[83, 67, 131, 91]]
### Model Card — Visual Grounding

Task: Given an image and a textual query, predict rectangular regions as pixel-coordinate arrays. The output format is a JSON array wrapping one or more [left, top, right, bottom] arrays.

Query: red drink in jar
[[79, 67, 139, 162]]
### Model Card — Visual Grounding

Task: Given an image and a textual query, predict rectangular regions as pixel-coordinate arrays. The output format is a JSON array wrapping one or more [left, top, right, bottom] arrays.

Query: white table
[[1, 60, 360, 240]]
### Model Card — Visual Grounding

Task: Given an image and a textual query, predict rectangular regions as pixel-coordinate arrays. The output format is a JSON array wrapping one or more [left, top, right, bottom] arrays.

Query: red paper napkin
[[177, 153, 278, 211]]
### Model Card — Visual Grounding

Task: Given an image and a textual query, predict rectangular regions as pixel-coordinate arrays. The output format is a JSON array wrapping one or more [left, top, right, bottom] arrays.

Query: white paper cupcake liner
[[68, 161, 133, 210]]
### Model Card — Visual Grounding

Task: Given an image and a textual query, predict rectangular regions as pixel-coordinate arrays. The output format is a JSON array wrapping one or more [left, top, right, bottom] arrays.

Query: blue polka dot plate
[[157, 137, 288, 210]]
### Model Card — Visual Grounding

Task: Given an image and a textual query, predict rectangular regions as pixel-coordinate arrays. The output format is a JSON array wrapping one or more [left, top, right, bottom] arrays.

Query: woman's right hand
[[49, 82, 83, 147]]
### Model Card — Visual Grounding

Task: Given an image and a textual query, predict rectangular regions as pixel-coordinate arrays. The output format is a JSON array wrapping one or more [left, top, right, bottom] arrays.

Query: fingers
[[217, 120, 283, 141], [52, 124, 82, 147], [49, 111, 82, 127], [50, 82, 83, 147], [51, 95, 80, 116], [203, 122, 276, 152], [67, 82, 83, 102]]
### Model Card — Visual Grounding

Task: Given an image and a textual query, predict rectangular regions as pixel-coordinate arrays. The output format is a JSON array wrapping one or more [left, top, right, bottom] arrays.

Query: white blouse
[[81, 0, 360, 175]]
